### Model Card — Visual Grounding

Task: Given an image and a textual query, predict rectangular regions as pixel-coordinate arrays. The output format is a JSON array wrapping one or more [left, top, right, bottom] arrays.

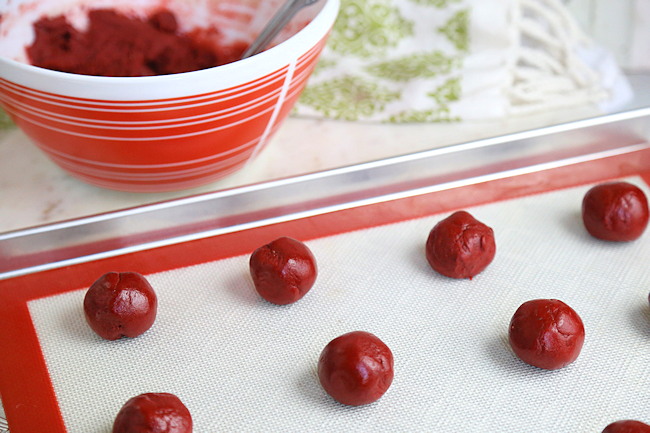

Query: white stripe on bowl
[[37, 134, 261, 169], [74, 163, 245, 191], [50, 150, 251, 181], [59, 155, 248, 183], [0, 71, 287, 113], [3, 102, 276, 141], [0, 67, 289, 108], [0, 88, 282, 130], [251, 58, 297, 163]]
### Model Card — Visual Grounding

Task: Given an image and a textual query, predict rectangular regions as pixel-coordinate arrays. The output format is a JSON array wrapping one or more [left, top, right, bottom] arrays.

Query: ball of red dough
[[318, 331, 394, 406], [84, 272, 157, 341], [508, 299, 585, 370], [582, 182, 649, 241], [425, 210, 496, 279], [113, 392, 192, 433], [249, 237, 317, 305], [602, 420, 650, 433]]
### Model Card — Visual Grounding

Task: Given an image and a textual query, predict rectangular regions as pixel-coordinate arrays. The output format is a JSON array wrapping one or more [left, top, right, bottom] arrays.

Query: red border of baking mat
[[1, 149, 649, 432]]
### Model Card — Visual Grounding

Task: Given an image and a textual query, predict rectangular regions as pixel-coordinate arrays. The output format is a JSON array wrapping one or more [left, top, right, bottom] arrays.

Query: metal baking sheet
[[1, 144, 650, 433], [1, 102, 649, 280], [0, 75, 650, 431]]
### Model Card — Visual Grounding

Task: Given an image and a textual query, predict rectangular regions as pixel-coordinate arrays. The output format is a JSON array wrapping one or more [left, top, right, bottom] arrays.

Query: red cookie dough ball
[[582, 182, 649, 241], [318, 331, 394, 406], [602, 420, 650, 433], [113, 392, 192, 433], [425, 210, 496, 279], [84, 272, 157, 341], [249, 237, 317, 305], [508, 299, 585, 370]]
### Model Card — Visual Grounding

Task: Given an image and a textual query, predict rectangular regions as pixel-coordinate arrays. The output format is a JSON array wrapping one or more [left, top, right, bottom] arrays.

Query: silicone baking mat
[[1, 154, 650, 432]]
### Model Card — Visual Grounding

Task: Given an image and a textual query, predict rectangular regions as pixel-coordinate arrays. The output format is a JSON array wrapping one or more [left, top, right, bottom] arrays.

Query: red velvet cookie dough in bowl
[[0, 0, 339, 192]]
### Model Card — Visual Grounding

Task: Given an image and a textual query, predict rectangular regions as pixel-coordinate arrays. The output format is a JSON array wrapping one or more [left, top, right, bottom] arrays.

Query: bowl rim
[[0, 0, 340, 100]]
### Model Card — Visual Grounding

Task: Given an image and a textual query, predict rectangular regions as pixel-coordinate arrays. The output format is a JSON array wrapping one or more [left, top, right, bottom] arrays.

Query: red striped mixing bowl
[[0, 0, 339, 192]]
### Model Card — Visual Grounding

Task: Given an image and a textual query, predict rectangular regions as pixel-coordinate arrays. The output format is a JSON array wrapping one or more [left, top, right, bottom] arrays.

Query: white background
[[566, 0, 650, 71]]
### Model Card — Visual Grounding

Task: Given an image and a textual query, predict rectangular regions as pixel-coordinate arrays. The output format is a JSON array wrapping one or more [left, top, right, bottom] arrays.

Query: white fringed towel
[[294, 0, 631, 122]]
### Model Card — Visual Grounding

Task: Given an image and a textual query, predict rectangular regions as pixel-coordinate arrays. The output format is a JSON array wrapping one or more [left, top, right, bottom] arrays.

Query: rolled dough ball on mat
[[318, 331, 394, 406], [425, 211, 496, 279], [582, 182, 649, 241], [602, 420, 650, 433], [113, 392, 192, 433], [508, 299, 585, 370]]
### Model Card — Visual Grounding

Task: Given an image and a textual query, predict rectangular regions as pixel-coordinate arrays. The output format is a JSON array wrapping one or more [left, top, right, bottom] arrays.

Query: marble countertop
[[1, 73, 649, 235]]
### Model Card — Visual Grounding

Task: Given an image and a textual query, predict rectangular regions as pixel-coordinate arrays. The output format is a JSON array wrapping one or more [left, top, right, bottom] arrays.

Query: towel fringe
[[508, 0, 607, 115]]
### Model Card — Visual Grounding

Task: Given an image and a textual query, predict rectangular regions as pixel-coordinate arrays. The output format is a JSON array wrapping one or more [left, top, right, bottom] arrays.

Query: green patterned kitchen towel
[[0, 108, 14, 129], [295, 0, 629, 122], [0, 0, 627, 128]]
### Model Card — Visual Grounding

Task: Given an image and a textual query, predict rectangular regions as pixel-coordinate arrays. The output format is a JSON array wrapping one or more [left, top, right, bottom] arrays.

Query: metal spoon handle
[[241, 0, 322, 59]]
